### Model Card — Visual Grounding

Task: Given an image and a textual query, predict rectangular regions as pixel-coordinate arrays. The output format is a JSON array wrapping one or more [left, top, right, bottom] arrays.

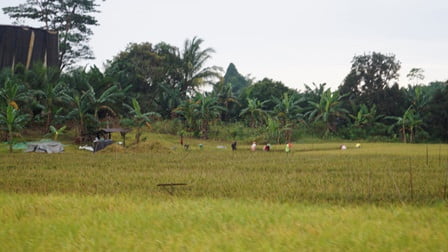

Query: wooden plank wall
[[0, 25, 59, 70]]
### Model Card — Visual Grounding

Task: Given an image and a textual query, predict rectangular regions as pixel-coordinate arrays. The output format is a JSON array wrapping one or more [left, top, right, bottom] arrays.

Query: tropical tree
[[0, 105, 29, 152], [212, 81, 239, 121], [26, 65, 67, 131], [407, 68, 425, 86], [85, 82, 123, 122], [105, 42, 173, 111], [387, 106, 423, 143], [195, 93, 225, 139], [124, 98, 161, 144], [239, 98, 268, 128], [349, 104, 383, 129], [174, 98, 200, 133], [0, 75, 29, 109], [178, 37, 221, 97], [64, 89, 94, 138], [305, 89, 348, 136], [271, 92, 304, 141]]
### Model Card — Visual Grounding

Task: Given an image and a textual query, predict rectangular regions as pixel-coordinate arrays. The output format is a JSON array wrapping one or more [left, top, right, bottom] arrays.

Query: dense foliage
[[0, 40, 447, 145]]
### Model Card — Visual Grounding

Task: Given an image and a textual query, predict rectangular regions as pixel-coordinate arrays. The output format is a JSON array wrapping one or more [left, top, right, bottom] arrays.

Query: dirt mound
[[98, 143, 126, 153], [126, 140, 172, 153]]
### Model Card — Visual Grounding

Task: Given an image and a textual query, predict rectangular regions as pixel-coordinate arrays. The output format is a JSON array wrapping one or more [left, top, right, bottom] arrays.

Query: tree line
[[0, 40, 447, 151], [1, 0, 447, 150]]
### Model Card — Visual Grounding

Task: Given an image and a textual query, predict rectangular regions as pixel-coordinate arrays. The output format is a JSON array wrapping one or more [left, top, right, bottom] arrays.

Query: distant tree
[[212, 81, 239, 121], [305, 89, 348, 136], [242, 78, 294, 112], [271, 92, 304, 141], [425, 82, 448, 141], [239, 98, 268, 128], [340, 52, 401, 97], [194, 93, 225, 139], [105, 42, 168, 110], [174, 98, 200, 134], [387, 106, 423, 143], [339, 52, 401, 115], [407, 68, 425, 86], [179, 37, 221, 98], [3, 0, 104, 69]]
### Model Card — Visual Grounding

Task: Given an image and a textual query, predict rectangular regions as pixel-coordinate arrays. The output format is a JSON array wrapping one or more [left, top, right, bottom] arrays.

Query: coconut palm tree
[[179, 37, 221, 97]]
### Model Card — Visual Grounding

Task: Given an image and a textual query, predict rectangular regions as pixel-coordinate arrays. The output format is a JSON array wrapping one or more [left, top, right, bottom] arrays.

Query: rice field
[[1, 135, 448, 250]]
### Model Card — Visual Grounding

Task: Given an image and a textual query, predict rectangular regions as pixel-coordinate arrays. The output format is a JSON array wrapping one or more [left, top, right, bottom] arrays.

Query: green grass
[[1, 194, 447, 251], [1, 134, 448, 250]]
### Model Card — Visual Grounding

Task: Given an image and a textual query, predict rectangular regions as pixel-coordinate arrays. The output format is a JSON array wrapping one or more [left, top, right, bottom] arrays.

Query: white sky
[[1, 0, 447, 90]]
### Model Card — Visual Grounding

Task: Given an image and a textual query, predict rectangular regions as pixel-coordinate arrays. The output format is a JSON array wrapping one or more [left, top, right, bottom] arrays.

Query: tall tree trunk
[[8, 126, 13, 153]]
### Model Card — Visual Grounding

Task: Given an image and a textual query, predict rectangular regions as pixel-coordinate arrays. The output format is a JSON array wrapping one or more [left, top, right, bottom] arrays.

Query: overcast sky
[[1, 0, 447, 90]]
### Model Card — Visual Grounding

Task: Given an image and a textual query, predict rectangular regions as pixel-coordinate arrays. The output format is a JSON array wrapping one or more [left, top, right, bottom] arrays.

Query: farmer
[[231, 141, 237, 151], [251, 142, 257, 151], [263, 143, 271, 151], [285, 142, 292, 153]]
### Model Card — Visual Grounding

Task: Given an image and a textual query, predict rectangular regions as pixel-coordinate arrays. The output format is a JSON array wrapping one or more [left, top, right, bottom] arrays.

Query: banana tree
[[305, 89, 348, 136], [0, 105, 29, 153], [46, 125, 67, 141], [387, 106, 423, 143], [124, 98, 161, 144], [271, 92, 304, 141], [195, 93, 225, 139], [239, 98, 268, 128]]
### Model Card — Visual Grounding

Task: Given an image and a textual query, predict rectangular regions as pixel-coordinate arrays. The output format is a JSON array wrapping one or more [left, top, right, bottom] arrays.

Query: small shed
[[96, 128, 131, 147]]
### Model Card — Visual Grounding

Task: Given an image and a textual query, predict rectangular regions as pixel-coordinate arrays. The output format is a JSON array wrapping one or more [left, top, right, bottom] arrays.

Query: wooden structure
[[0, 25, 58, 70], [97, 128, 131, 147]]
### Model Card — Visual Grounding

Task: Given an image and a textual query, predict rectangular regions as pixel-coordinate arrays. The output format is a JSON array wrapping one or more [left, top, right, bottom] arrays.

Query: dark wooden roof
[[99, 128, 131, 133]]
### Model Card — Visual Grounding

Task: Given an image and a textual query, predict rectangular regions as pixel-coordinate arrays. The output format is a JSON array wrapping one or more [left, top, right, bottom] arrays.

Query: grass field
[[1, 134, 448, 250]]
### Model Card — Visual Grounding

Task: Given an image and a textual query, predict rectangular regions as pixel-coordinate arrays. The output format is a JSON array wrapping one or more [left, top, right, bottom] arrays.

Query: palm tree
[[179, 37, 221, 97], [0, 105, 29, 153], [239, 98, 268, 128]]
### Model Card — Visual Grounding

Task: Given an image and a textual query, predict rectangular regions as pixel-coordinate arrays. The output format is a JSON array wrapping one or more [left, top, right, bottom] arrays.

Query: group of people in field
[[231, 141, 293, 153]]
